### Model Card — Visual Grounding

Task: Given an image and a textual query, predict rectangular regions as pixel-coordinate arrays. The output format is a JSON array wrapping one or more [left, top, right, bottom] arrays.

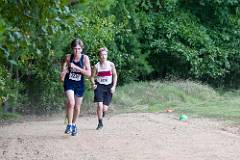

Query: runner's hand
[[70, 62, 76, 69], [92, 84, 97, 90], [60, 71, 67, 82], [111, 86, 116, 94], [70, 63, 78, 72]]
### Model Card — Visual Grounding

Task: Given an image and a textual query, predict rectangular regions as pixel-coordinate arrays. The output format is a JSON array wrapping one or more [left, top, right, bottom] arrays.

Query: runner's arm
[[90, 65, 97, 85], [111, 63, 117, 93], [90, 65, 97, 89], [60, 54, 70, 82]]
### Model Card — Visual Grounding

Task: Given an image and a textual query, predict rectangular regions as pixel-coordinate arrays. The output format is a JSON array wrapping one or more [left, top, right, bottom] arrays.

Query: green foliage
[[131, 0, 240, 84], [0, 107, 20, 121], [110, 0, 153, 83], [0, 65, 11, 104], [0, 0, 74, 114], [0, 65, 24, 112], [71, 0, 117, 63], [0, 0, 240, 116]]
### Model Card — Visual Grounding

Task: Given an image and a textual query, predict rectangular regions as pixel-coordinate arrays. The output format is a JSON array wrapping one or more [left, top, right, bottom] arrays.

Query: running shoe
[[64, 124, 72, 134], [71, 124, 78, 136], [96, 123, 103, 130]]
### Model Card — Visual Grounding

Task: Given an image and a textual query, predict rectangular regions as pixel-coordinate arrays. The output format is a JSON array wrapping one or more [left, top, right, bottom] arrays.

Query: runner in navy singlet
[[60, 38, 91, 136]]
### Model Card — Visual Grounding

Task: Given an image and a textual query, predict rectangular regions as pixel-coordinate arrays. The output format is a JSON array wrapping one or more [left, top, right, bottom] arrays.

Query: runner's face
[[99, 51, 108, 62], [73, 44, 82, 55]]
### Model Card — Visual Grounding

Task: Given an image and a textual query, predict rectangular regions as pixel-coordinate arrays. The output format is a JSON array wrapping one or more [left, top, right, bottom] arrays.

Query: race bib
[[97, 76, 112, 84], [99, 77, 108, 83], [69, 72, 81, 81]]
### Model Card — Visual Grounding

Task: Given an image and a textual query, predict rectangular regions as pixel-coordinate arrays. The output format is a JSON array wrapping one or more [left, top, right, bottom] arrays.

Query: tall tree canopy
[[0, 0, 239, 113]]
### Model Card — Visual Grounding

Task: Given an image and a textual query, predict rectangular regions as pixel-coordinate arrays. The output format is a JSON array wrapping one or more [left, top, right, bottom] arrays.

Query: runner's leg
[[103, 105, 108, 117], [65, 90, 75, 124], [97, 102, 104, 120], [96, 102, 104, 129], [72, 96, 83, 123]]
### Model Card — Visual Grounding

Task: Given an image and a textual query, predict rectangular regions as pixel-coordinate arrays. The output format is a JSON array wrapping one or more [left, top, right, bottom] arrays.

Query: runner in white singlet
[[90, 47, 117, 130]]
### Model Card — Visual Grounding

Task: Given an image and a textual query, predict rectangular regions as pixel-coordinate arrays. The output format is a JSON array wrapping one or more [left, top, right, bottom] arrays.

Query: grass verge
[[112, 80, 240, 124]]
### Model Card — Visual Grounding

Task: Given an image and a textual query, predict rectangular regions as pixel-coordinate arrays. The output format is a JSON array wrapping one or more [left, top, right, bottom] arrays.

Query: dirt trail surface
[[0, 113, 240, 160]]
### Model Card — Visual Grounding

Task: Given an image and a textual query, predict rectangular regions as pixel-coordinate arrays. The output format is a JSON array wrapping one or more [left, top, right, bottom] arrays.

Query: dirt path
[[0, 113, 240, 160]]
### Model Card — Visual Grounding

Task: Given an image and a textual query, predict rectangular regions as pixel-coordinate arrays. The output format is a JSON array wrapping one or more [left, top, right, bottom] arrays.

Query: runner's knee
[[67, 101, 75, 108], [103, 105, 108, 112], [74, 105, 81, 111]]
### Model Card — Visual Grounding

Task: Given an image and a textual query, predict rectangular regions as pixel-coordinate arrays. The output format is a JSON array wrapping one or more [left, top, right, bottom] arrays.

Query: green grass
[[0, 112, 20, 121], [0, 106, 21, 122], [112, 80, 240, 124]]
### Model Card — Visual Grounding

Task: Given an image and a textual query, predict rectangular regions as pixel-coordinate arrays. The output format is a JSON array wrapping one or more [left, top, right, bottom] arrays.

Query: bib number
[[69, 72, 81, 81], [97, 76, 112, 85], [100, 77, 108, 82]]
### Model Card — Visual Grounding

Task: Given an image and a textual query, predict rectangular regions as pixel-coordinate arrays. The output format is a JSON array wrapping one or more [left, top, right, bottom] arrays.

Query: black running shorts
[[94, 83, 112, 106]]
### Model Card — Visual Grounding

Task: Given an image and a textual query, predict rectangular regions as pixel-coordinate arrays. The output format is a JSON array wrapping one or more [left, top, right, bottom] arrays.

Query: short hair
[[71, 38, 84, 49], [98, 47, 108, 55]]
